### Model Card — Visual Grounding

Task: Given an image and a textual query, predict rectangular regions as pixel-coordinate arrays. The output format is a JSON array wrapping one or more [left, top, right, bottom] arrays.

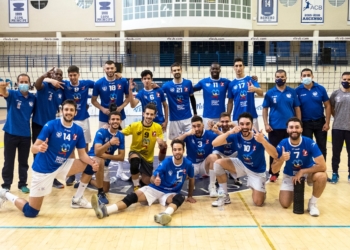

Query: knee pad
[[22, 203, 39, 218], [103, 166, 110, 182], [214, 162, 226, 176], [129, 158, 141, 175], [122, 193, 138, 207], [83, 164, 95, 175], [172, 194, 185, 208]]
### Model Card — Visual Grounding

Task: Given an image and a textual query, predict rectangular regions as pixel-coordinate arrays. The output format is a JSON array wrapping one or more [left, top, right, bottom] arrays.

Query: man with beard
[[91, 139, 196, 225], [193, 62, 231, 129], [176, 116, 219, 190], [272, 117, 327, 216], [212, 112, 278, 207], [0, 100, 99, 217], [263, 69, 301, 182], [162, 62, 197, 140], [91, 60, 129, 128], [33, 67, 65, 189], [122, 103, 166, 191]]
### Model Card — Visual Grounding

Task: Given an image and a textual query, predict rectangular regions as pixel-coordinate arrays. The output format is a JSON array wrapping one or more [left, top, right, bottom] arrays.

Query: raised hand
[[253, 128, 265, 143], [187, 128, 196, 136], [247, 81, 256, 93], [129, 78, 136, 90], [281, 146, 290, 161], [154, 173, 161, 186], [51, 79, 65, 89], [0, 81, 9, 89], [39, 138, 49, 153], [229, 125, 241, 134]]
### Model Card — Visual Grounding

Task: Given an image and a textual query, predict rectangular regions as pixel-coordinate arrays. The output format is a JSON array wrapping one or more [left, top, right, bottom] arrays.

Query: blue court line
[[0, 225, 258, 229], [262, 225, 350, 228]]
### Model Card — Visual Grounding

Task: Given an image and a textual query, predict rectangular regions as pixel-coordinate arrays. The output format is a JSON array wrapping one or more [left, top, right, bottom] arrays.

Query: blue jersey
[[277, 136, 322, 176], [3, 90, 36, 137], [150, 157, 194, 194], [262, 86, 300, 129], [32, 82, 64, 126], [213, 142, 236, 156], [295, 82, 329, 121], [194, 77, 231, 118], [162, 79, 194, 121], [228, 76, 260, 120], [33, 119, 86, 173], [135, 88, 166, 124], [226, 133, 267, 173], [93, 77, 129, 122], [62, 80, 94, 121], [87, 129, 125, 166], [184, 130, 217, 163]]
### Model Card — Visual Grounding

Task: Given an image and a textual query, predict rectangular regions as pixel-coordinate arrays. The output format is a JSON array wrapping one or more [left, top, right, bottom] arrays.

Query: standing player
[[162, 62, 197, 139], [263, 69, 301, 182], [194, 62, 231, 128], [0, 100, 99, 217], [91, 60, 129, 128], [272, 117, 327, 216], [212, 112, 277, 206], [129, 70, 168, 133], [227, 57, 263, 129], [91, 139, 196, 226], [122, 103, 166, 190]]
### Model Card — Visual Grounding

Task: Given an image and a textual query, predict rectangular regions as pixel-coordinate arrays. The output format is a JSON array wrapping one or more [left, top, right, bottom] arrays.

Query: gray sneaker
[[154, 212, 172, 225], [212, 194, 231, 207], [91, 194, 108, 219], [0, 189, 8, 209], [71, 196, 92, 209]]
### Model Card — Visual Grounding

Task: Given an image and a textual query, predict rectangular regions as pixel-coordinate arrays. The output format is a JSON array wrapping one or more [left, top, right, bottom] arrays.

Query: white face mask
[[302, 77, 312, 85]]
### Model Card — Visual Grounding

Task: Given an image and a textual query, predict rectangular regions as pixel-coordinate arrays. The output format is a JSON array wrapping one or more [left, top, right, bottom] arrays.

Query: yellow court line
[[237, 193, 276, 250]]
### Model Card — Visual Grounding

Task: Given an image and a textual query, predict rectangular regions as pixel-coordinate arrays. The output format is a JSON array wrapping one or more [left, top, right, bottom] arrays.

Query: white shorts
[[212, 150, 238, 159], [30, 159, 75, 197], [73, 119, 91, 143], [193, 160, 208, 176], [168, 118, 192, 140], [99, 120, 125, 129], [229, 158, 266, 193], [280, 174, 313, 191], [233, 118, 259, 131], [203, 118, 220, 130], [139, 186, 176, 206]]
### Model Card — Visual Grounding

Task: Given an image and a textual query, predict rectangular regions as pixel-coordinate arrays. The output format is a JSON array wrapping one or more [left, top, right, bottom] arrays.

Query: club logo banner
[[348, 0, 350, 24], [257, 0, 278, 25], [95, 0, 115, 27], [8, 0, 29, 27], [301, 0, 324, 24]]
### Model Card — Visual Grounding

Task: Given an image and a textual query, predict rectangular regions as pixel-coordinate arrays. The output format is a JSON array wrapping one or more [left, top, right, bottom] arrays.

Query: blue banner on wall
[[8, 0, 29, 27], [257, 0, 278, 25], [95, 0, 115, 27], [301, 0, 324, 24]]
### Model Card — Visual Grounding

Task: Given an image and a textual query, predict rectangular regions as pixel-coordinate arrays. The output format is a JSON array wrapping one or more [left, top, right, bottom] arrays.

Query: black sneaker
[[66, 175, 75, 186], [52, 179, 64, 189]]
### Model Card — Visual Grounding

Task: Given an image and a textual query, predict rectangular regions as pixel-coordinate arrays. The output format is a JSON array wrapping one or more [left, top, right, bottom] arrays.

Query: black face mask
[[341, 81, 350, 89], [275, 78, 285, 86]]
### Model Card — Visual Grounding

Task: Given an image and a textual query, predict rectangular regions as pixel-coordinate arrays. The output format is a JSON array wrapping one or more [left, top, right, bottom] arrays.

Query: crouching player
[[91, 139, 196, 225]]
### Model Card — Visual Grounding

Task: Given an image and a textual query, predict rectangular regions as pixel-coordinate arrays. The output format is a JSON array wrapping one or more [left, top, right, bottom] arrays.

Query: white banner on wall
[[301, 0, 324, 24], [257, 0, 278, 25], [94, 0, 115, 27], [8, 0, 29, 27], [348, 0, 350, 24]]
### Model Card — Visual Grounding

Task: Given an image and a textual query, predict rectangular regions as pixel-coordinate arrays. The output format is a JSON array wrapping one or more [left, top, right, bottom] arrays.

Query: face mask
[[275, 78, 285, 86], [341, 81, 350, 89], [18, 84, 29, 92], [302, 77, 312, 85]]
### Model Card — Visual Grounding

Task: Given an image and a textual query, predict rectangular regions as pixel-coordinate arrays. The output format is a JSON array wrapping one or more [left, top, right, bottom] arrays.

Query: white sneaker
[[212, 194, 231, 207], [0, 189, 8, 209], [209, 185, 218, 198], [117, 172, 130, 181], [154, 212, 172, 225], [71, 196, 92, 209], [307, 199, 320, 217]]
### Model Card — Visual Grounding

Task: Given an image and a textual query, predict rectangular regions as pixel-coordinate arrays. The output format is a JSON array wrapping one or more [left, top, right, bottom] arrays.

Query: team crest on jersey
[[137, 131, 141, 135], [197, 149, 205, 157], [56, 132, 62, 138], [168, 170, 173, 176], [206, 83, 210, 87], [302, 149, 308, 156], [220, 82, 224, 87], [240, 90, 247, 100], [183, 169, 186, 174], [73, 134, 77, 140], [170, 88, 175, 92], [286, 93, 291, 98], [237, 143, 242, 148], [156, 92, 160, 98], [212, 89, 219, 98], [58, 144, 70, 157], [312, 91, 318, 97], [191, 139, 195, 144], [118, 84, 122, 90], [110, 93, 117, 102], [292, 159, 303, 169], [29, 101, 33, 107], [102, 86, 107, 91], [73, 93, 81, 102], [234, 85, 238, 90], [184, 87, 188, 92], [152, 131, 156, 137], [58, 94, 62, 99], [176, 95, 184, 103], [143, 95, 147, 99]]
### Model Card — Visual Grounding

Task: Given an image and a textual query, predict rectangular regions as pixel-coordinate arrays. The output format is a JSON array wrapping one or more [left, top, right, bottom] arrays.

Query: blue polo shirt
[[3, 90, 36, 137], [32, 82, 64, 126], [295, 82, 329, 121], [263, 86, 300, 129]]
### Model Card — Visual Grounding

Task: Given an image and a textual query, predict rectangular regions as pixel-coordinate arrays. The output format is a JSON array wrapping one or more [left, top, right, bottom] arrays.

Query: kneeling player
[[91, 139, 196, 225]]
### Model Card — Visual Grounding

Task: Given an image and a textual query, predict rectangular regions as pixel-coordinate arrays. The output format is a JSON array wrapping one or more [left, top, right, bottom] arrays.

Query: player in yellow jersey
[[122, 103, 167, 190]]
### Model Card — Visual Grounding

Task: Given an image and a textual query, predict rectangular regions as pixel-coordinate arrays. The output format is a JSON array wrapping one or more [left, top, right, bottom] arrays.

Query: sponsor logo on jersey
[[118, 84, 122, 90], [156, 92, 160, 98], [292, 159, 303, 169], [302, 149, 308, 156], [58, 143, 71, 157], [184, 87, 188, 92], [73, 93, 81, 102], [73, 134, 77, 140], [212, 89, 219, 98]]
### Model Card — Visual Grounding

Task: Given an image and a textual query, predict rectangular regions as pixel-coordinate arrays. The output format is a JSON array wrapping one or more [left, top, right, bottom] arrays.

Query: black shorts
[[129, 151, 154, 177]]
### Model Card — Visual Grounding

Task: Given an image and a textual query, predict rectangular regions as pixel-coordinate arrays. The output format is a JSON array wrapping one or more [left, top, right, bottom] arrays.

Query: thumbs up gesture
[[39, 138, 49, 153], [110, 136, 120, 146], [281, 146, 290, 161], [91, 159, 99, 172], [0, 80, 9, 89], [247, 81, 255, 93], [154, 173, 161, 186]]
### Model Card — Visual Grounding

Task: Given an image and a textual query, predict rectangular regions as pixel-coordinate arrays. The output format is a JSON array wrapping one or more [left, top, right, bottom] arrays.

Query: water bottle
[[110, 176, 117, 184], [217, 189, 225, 211]]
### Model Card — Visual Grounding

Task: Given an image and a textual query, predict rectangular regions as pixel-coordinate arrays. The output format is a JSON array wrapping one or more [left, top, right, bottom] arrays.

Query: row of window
[[30, 0, 92, 10]]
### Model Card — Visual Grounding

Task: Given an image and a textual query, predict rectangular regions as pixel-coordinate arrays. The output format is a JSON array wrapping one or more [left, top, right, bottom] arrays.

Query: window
[[231, 0, 241, 18], [123, 0, 133, 20], [204, 0, 216, 17], [300, 41, 313, 57], [189, 0, 202, 17], [135, 0, 145, 19], [218, 0, 229, 17], [160, 0, 172, 17], [269, 42, 290, 57], [175, 0, 187, 17], [279, 0, 297, 7], [76, 0, 93, 9], [328, 0, 345, 6], [320, 41, 347, 57], [31, 0, 48, 9], [147, 0, 159, 18], [242, 0, 250, 19]]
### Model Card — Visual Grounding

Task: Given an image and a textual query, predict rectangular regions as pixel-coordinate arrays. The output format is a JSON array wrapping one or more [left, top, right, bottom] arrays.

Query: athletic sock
[[5, 192, 18, 204], [107, 204, 118, 215], [132, 178, 140, 187], [219, 183, 228, 194], [310, 195, 318, 203], [74, 182, 88, 199], [164, 207, 174, 215], [98, 188, 104, 194], [209, 169, 216, 187]]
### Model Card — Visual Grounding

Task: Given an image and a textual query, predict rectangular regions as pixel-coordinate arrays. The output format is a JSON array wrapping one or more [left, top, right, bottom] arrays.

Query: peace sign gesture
[[253, 128, 265, 143]]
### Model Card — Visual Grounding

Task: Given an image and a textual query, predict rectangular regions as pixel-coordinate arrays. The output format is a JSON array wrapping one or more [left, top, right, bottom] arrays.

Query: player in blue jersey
[[212, 112, 278, 207], [91, 139, 196, 225], [91, 60, 129, 128], [33, 67, 65, 189], [194, 62, 231, 129], [128, 70, 169, 133], [162, 62, 197, 140], [227, 57, 263, 130], [0, 74, 36, 194], [0, 100, 100, 217], [176, 115, 219, 192], [263, 69, 301, 182], [272, 117, 327, 216]]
